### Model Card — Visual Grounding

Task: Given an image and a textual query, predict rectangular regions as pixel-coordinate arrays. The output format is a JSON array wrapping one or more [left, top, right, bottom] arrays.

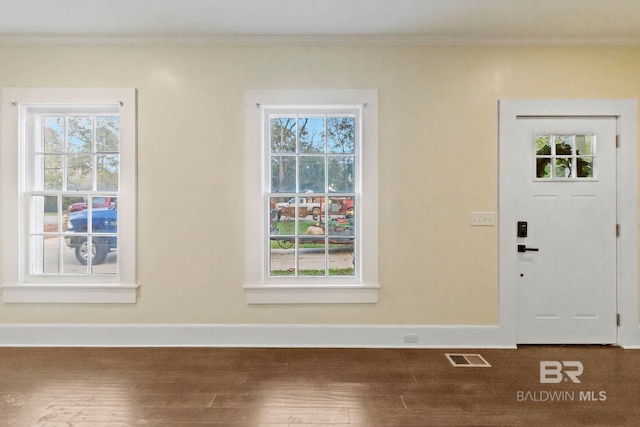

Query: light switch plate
[[470, 211, 496, 226]]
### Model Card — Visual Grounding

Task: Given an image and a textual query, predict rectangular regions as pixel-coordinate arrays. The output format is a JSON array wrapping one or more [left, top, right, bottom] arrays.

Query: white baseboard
[[0, 324, 515, 348]]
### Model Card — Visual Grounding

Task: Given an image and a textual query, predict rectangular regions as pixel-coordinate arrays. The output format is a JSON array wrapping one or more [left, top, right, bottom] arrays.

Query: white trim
[[2, 35, 640, 47], [0, 323, 514, 348], [2, 284, 138, 304], [1, 87, 138, 304], [498, 99, 639, 347], [244, 285, 379, 304], [245, 89, 378, 304]]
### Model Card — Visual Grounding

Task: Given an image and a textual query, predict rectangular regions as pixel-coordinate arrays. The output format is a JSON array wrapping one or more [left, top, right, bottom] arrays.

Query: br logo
[[540, 361, 584, 384]]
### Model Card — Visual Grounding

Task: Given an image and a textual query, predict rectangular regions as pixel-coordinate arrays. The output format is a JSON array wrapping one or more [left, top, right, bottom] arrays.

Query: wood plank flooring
[[0, 346, 638, 426]]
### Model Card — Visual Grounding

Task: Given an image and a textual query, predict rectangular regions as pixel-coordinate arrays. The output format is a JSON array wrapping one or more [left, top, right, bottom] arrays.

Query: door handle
[[517, 244, 539, 253]]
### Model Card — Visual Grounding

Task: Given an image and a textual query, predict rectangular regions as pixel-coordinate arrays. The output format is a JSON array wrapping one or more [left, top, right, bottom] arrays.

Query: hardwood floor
[[0, 346, 638, 425]]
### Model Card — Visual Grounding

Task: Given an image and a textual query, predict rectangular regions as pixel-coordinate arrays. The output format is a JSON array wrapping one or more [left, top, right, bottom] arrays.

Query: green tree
[[96, 116, 120, 190], [270, 117, 297, 192], [96, 116, 120, 152], [327, 117, 355, 192], [43, 117, 64, 190], [298, 116, 323, 153], [328, 117, 355, 154], [66, 117, 93, 190]]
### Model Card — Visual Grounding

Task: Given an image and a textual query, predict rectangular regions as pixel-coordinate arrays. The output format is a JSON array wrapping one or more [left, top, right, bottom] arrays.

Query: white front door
[[506, 116, 618, 344]]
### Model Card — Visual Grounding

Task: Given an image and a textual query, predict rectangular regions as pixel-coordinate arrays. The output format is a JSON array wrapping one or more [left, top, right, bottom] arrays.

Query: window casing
[[244, 90, 379, 304], [1, 88, 137, 303]]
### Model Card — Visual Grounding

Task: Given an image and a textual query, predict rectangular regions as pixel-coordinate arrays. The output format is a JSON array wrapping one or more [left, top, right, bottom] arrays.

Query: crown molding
[[2, 34, 640, 47]]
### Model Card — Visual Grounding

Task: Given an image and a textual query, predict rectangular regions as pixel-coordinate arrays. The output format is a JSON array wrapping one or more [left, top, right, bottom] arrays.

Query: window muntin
[[27, 109, 121, 277], [266, 109, 359, 279], [535, 134, 595, 179]]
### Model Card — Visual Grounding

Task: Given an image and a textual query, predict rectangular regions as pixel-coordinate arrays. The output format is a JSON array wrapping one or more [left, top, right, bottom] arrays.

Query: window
[[535, 134, 595, 179], [244, 90, 379, 304], [1, 88, 137, 303], [268, 110, 357, 278]]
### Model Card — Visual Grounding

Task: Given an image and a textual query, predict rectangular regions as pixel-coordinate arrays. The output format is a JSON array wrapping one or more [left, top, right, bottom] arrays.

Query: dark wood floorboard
[[0, 346, 638, 425]]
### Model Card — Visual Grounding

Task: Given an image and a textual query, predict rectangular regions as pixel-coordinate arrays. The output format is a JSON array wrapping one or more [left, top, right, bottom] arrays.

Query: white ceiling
[[1, 0, 640, 44]]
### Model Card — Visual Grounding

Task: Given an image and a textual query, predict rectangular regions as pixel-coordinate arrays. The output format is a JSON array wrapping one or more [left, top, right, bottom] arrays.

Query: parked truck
[[65, 206, 117, 265], [68, 196, 116, 213], [275, 197, 324, 219]]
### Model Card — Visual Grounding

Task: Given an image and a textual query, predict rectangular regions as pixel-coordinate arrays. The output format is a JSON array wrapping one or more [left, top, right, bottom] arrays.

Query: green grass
[[273, 220, 320, 235], [270, 219, 326, 249], [270, 240, 326, 249]]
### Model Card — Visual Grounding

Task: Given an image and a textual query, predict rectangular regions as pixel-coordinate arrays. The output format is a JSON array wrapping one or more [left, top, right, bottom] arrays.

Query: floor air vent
[[445, 353, 491, 367]]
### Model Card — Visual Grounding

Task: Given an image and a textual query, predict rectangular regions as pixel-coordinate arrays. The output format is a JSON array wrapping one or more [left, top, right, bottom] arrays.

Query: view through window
[[28, 110, 120, 275], [266, 109, 359, 278]]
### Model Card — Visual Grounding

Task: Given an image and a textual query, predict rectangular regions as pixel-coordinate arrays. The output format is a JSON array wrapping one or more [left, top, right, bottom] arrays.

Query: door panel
[[514, 118, 617, 344]]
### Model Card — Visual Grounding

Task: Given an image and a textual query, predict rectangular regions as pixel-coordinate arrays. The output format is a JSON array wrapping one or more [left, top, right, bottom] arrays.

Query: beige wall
[[0, 43, 638, 325]]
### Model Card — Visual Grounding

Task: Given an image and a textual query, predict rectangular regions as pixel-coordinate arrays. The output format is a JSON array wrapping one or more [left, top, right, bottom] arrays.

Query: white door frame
[[498, 99, 639, 348]]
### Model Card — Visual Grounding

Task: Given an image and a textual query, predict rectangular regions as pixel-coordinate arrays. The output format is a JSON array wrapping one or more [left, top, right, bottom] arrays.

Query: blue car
[[66, 207, 118, 265]]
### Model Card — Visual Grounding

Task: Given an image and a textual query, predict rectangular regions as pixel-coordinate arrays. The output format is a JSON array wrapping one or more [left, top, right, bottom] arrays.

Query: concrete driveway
[[270, 247, 354, 274], [41, 236, 117, 274]]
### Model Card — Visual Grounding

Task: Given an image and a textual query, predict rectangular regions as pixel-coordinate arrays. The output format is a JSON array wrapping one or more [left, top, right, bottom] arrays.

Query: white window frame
[[1, 87, 138, 303], [244, 90, 379, 304]]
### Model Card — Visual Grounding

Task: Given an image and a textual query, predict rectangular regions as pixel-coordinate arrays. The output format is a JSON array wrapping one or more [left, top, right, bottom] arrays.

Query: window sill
[[244, 284, 379, 304], [2, 284, 138, 304]]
